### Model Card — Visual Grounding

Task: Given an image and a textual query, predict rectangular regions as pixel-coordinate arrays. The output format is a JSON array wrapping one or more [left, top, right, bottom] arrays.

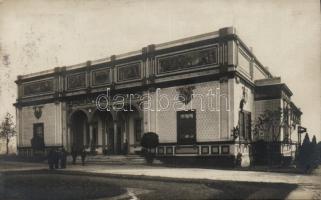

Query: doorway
[[177, 110, 196, 145]]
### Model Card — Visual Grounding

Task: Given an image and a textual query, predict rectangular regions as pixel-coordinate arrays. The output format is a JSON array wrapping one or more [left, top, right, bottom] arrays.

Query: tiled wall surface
[[19, 103, 63, 147], [145, 80, 234, 143]]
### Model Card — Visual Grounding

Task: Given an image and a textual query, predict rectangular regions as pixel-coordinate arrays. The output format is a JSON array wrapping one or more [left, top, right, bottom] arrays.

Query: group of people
[[47, 146, 87, 169], [47, 148, 67, 170], [71, 146, 87, 166]]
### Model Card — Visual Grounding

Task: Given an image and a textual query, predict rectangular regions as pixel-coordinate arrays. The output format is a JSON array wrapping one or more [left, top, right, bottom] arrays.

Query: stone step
[[67, 155, 147, 165]]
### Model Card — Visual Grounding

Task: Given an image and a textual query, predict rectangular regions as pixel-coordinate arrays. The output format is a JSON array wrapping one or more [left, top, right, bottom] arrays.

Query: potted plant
[[141, 132, 159, 164]]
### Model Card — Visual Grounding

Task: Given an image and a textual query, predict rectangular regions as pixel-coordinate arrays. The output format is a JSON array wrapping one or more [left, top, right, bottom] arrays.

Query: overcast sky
[[0, 0, 320, 140]]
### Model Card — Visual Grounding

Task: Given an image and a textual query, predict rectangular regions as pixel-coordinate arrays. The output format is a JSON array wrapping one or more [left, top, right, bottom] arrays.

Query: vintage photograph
[[0, 0, 320, 199]]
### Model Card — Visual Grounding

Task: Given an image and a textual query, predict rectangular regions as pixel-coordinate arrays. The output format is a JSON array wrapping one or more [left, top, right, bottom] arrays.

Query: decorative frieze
[[157, 46, 218, 74], [23, 79, 54, 96], [92, 69, 111, 86], [117, 62, 141, 82], [67, 73, 86, 90]]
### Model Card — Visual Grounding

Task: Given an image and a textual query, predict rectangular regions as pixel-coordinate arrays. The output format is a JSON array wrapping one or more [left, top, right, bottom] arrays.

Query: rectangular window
[[177, 110, 196, 145], [134, 119, 142, 143], [33, 123, 44, 139], [32, 123, 44, 149]]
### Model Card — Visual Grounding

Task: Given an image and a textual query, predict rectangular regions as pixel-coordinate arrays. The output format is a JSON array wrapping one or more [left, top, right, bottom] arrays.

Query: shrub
[[140, 132, 159, 164], [141, 132, 159, 150]]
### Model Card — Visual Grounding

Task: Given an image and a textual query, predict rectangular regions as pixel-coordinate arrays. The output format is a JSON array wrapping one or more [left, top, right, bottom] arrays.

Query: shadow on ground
[[0, 169, 298, 200]]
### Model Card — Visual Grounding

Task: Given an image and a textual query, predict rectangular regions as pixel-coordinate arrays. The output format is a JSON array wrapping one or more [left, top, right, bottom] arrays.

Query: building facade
[[14, 27, 302, 166]]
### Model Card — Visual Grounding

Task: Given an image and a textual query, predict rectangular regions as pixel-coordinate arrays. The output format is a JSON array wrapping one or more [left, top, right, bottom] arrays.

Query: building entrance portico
[[68, 103, 142, 155]]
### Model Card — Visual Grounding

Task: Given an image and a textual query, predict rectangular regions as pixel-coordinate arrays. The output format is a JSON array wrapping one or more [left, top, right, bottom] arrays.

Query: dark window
[[33, 123, 44, 139], [32, 123, 44, 150], [239, 111, 251, 140], [177, 110, 196, 145], [134, 119, 142, 143]]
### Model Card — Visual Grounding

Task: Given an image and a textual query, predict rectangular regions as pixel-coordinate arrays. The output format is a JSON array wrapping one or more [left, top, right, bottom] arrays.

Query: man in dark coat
[[81, 146, 86, 166], [47, 149, 54, 170], [60, 148, 67, 169], [53, 149, 59, 169], [71, 146, 77, 164]]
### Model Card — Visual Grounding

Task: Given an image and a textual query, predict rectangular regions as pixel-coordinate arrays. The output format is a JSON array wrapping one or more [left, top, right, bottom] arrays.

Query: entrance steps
[[67, 154, 147, 165]]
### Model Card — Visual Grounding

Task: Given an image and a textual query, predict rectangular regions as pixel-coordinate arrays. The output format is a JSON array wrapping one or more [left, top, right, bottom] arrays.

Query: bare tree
[[0, 113, 16, 155], [253, 108, 283, 142]]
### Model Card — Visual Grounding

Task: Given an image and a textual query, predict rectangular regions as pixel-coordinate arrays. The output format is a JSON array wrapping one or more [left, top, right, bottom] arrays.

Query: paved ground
[[66, 163, 321, 199], [0, 160, 320, 199]]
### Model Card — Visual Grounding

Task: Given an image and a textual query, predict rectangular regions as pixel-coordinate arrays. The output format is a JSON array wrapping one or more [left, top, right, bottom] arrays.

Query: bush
[[140, 132, 159, 164], [141, 132, 159, 150]]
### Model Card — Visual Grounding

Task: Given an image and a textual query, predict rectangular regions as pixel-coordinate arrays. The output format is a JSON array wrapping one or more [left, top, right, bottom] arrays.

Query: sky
[[0, 0, 320, 140]]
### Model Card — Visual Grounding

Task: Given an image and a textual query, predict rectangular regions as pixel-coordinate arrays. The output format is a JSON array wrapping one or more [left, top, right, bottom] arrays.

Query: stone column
[[113, 120, 118, 154], [67, 125, 71, 152], [102, 119, 106, 151], [89, 123, 93, 150], [126, 115, 130, 154]]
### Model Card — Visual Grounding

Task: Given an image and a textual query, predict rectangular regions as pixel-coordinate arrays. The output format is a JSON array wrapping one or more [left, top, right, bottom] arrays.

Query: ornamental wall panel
[[156, 45, 219, 75], [238, 48, 251, 77], [22, 78, 55, 97]]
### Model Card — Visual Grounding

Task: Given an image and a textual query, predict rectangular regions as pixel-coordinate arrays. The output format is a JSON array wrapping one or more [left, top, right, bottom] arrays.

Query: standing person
[[53, 148, 59, 169], [81, 146, 86, 166], [71, 146, 77, 164], [47, 149, 54, 170], [60, 148, 67, 169]]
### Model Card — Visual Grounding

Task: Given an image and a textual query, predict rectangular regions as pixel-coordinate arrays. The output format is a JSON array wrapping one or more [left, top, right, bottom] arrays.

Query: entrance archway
[[70, 110, 89, 151], [90, 110, 114, 154], [115, 104, 142, 155]]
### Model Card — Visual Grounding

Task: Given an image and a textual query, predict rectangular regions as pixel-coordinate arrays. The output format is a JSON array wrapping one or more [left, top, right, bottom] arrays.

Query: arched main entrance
[[70, 110, 89, 151], [68, 103, 143, 155], [115, 104, 142, 155], [90, 110, 114, 154]]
